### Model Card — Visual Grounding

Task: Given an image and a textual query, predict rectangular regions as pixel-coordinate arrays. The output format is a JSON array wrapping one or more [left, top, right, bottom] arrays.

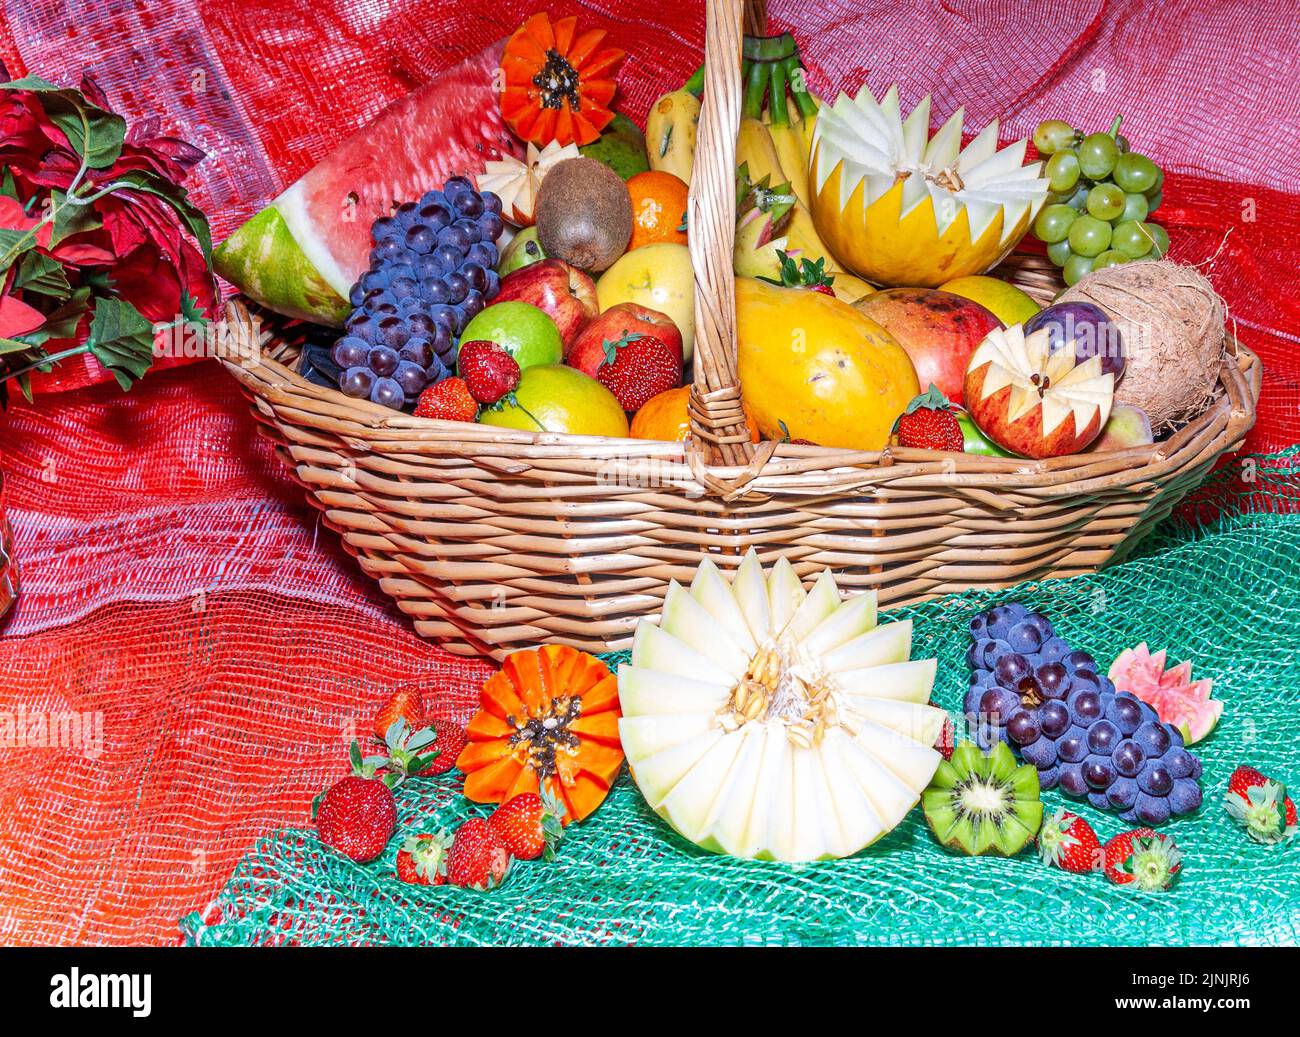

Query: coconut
[[1059, 261, 1226, 432]]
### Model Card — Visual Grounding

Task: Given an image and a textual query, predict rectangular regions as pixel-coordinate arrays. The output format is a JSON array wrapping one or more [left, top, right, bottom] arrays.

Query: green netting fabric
[[183, 453, 1300, 947]]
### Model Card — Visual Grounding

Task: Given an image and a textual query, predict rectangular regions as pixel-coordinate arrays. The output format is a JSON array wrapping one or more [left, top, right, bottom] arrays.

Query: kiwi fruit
[[923, 740, 1043, 855], [535, 157, 632, 272]]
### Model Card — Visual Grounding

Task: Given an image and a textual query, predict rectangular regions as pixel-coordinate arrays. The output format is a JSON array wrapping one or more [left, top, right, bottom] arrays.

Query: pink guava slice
[[1109, 643, 1222, 744]]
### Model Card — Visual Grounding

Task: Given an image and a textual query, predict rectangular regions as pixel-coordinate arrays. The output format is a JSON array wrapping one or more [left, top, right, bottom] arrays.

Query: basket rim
[[218, 295, 1260, 502]]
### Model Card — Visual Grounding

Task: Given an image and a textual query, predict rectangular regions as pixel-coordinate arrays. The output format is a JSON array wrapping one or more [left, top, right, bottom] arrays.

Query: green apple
[[497, 226, 547, 276], [458, 301, 562, 372]]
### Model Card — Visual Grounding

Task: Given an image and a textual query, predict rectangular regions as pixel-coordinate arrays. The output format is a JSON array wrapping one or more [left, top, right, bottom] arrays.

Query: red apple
[[567, 302, 684, 379], [493, 259, 598, 349], [963, 325, 1115, 459], [854, 288, 1002, 405]]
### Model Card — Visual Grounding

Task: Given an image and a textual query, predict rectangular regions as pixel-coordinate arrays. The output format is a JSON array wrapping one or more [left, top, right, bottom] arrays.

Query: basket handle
[[686, 0, 763, 471]]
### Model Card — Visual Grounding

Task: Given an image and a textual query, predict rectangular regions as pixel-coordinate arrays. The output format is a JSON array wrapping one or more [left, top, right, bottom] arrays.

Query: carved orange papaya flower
[[457, 645, 624, 824], [499, 12, 626, 147]]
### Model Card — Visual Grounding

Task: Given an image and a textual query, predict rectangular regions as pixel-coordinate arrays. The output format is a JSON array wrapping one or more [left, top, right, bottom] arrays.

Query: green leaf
[[85, 296, 154, 388], [0, 76, 126, 169], [12, 252, 70, 300], [0, 167, 18, 202], [49, 190, 103, 248], [111, 169, 213, 264], [0, 226, 36, 273], [180, 290, 208, 330], [18, 286, 91, 347]]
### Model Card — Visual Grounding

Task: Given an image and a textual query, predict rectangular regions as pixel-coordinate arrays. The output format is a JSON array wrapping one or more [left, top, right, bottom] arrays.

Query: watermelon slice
[[1108, 643, 1223, 745], [214, 41, 522, 325]]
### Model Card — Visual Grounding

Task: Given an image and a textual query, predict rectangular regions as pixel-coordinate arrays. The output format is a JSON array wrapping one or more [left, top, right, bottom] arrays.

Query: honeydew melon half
[[619, 553, 942, 862], [689, 557, 757, 653]]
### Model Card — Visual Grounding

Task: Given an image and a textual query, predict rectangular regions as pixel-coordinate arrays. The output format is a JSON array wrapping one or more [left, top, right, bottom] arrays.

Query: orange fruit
[[630, 385, 761, 443], [626, 171, 689, 250]]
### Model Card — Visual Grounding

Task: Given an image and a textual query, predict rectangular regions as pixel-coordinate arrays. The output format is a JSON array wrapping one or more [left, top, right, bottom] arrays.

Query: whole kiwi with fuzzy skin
[[535, 157, 633, 272]]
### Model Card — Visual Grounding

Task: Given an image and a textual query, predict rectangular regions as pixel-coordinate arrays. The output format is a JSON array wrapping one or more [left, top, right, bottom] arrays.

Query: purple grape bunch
[[963, 602, 1203, 826], [331, 176, 505, 410]]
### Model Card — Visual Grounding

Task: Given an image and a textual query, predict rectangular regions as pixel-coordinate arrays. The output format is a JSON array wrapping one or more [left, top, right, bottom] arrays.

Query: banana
[[734, 185, 844, 281], [767, 118, 813, 208], [646, 89, 700, 184], [736, 117, 786, 188]]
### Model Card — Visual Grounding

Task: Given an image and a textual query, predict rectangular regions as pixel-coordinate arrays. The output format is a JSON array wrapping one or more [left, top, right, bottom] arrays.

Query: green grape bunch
[[1030, 116, 1170, 286]]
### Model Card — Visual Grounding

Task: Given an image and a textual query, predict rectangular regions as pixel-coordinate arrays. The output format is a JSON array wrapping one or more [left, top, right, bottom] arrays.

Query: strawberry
[[420, 717, 466, 775], [489, 788, 566, 861], [759, 249, 835, 295], [776, 420, 818, 447], [446, 817, 512, 890], [892, 385, 965, 452], [1037, 809, 1102, 873], [312, 740, 398, 863], [395, 831, 453, 886], [1103, 828, 1182, 891], [928, 701, 954, 760], [458, 340, 520, 404], [414, 377, 479, 421], [595, 331, 681, 411], [412, 717, 466, 777], [1225, 765, 1298, 844], [374, 688, 423, 742], [373, 717, 442, 781]]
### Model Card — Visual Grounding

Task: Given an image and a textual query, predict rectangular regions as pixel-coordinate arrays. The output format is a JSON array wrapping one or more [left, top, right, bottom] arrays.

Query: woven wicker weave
[[219, 0, 1260, 662]]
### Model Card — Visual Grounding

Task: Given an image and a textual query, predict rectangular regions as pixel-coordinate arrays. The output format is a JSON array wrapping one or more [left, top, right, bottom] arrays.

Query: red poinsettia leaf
[[51, 237, 116, 265], [137, 136, 205, 174], [112, 191, 215, 311], [110, 243, 184, 324], [0, 291, 46, 337], [98, 197, 150, 256], [0, 194, 52, 248], [78, 72, 111, 110]]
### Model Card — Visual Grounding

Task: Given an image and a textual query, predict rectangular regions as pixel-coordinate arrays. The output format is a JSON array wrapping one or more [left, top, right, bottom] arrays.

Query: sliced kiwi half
[[923, 740, 1043, 855]]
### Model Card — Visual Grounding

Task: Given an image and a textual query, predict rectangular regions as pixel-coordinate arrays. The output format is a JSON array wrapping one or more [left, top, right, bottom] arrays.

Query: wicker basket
[[220, 0, 1260, 662]]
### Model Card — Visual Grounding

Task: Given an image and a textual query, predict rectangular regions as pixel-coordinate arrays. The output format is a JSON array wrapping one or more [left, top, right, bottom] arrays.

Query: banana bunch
[[734, 117, 872, 303], [647, 33, 872, 304], [744, 32, 819, 207]]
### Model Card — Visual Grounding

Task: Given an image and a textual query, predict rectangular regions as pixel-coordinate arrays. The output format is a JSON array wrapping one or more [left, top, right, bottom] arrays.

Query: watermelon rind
[[214, 207, 350, 325]]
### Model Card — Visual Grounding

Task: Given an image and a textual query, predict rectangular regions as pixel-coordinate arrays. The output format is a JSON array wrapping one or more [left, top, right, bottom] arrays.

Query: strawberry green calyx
[[600, 332, 645, 370], [758, 249, 835, 292], [375, 719, 441, 785], [1119, 835, 1182, 892], [1226, 780, 1297, 844], [539, 786, 568, 862], [891, 384, 953, 435], [1036, 809, 1081, 868], [403, 831, 453, 883]]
